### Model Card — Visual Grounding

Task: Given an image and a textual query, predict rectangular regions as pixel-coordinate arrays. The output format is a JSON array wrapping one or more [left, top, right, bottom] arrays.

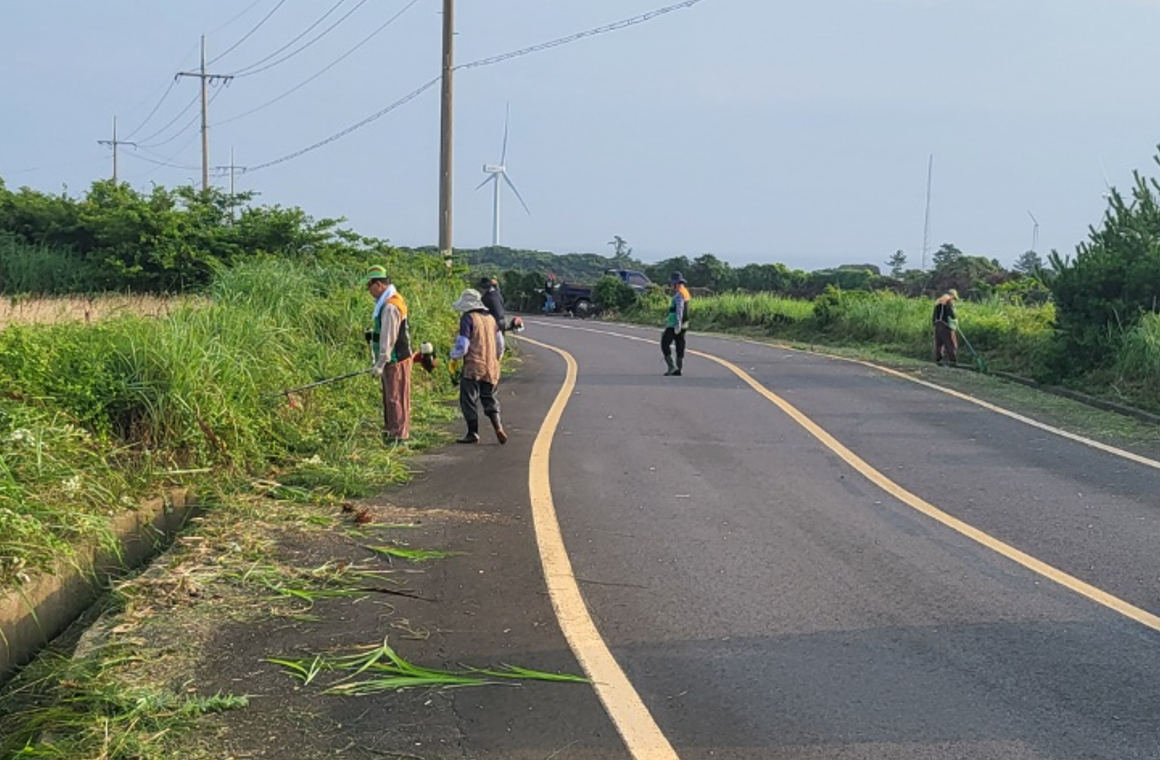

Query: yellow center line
[[521, 322, 1160, 635], [519, 335, 681, 760]]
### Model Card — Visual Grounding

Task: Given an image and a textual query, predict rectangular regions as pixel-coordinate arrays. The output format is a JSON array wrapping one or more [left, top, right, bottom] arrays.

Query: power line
[[458, 0, 708, 72], [207, 0, 266, 36], [119, 40, 201, 141], [244, 0, 709, 173], [207, 0, 288, 66], [138, 86, 225, 150], [214, 0, 422, 127], [134, 90, 202, 146], [228, 0, 366, 77], [247, 78, 441, 173]]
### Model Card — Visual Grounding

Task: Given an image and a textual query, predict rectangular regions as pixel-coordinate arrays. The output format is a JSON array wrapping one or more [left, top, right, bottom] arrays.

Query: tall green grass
[[0, 256, 462, 588], [628, 289, 1056, 374], [0, 232, 98, 295]]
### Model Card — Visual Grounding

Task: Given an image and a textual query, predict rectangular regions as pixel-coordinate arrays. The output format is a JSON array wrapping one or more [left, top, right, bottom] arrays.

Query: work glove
[[448, 358, 462, 384], [371, 364, 385, 379], [672, 325, 683, 336]]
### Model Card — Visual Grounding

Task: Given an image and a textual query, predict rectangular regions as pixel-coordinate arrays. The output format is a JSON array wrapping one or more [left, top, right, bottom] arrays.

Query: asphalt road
[[516, 318, 1160, 760]]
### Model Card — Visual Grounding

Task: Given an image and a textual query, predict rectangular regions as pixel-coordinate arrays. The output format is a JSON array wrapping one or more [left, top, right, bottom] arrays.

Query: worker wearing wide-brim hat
[[364, 264, 413, 443], [661, 272, 691, 376], [932, 288, 959, 365], [448, 288, 507, 444]]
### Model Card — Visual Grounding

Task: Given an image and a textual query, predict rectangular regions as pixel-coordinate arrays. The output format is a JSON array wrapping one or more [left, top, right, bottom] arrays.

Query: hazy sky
[[3, 0, 1158, 271]]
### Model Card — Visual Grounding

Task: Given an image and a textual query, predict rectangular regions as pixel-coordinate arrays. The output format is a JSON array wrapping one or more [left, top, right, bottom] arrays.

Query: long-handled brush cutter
[[271, 369, 373, 399], [956, 327, 988, 373]]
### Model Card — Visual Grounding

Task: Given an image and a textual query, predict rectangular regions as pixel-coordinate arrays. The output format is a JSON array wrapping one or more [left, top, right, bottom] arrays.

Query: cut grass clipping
[[267, 638, 588, 696]]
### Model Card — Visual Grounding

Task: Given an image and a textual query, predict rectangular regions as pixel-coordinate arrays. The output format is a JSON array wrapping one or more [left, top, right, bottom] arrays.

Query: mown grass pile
[[0, 255, 462, 590]]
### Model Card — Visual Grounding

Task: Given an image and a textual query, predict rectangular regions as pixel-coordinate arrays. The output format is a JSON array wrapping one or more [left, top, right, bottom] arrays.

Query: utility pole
[[438, 0, 454, 268], [921, 154, 933, 271], [178, 36, 233, 192], [97, 116, 136, 184], [212, 147, 241, 222]]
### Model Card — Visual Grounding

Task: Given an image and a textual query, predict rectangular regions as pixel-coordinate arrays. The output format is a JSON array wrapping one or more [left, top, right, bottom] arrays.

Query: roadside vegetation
[[481, 153, 1160, 416], [0, 175, 590, 758]]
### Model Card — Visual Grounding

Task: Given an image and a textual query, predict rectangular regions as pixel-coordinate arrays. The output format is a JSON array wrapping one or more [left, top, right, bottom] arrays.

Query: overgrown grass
[[630, 288, 1055, 372], [0, 256, 462, 589]]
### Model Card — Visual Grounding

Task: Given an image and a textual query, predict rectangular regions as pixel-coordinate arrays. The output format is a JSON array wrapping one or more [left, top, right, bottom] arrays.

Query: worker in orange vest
[[364, 265, 412, 443]]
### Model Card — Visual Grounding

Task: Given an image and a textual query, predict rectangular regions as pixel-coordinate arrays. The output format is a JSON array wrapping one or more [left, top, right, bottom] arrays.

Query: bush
[[593, 276, 636, 313]]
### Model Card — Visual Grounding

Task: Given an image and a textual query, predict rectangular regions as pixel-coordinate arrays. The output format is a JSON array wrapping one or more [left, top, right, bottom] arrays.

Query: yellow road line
[[530, 319, 1160, 472], [523, 322, 1160, 634], [519, 336, 680, 760]]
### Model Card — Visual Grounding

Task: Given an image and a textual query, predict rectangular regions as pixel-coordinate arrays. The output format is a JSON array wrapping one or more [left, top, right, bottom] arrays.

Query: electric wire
[[244, 0, 708, 174], [122, 77, 180, 141], [133, 90, 202, 147], [119, 40, 202, 140], [138, 86, 226, 150], [214, 0, 423, 127], [227, 0, 367, 77], [458, 0, 706, 72], [246, 77, 441, 173], [207, 0, 266, 36], [207, 0, 288, 66]]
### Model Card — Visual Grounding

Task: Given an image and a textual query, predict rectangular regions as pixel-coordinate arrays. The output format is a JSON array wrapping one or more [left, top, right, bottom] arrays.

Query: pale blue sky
[[3, 0, 1158, 271]]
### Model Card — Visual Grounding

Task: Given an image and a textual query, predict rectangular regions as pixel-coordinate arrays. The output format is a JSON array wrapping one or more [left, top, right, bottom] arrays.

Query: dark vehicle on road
[[543, 269, 652, 318]]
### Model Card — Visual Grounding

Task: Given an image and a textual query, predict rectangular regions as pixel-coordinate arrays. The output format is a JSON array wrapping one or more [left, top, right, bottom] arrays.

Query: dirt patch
[[0, 293, 195, 330]]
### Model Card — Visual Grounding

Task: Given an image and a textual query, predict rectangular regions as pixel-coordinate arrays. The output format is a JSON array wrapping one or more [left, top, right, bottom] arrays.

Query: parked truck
[[543, 269, 653, 318]]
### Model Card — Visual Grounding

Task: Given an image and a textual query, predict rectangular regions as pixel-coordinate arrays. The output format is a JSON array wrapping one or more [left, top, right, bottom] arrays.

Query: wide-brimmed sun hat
[[453, 288, 486, 313], [669, 271, 687, 284]]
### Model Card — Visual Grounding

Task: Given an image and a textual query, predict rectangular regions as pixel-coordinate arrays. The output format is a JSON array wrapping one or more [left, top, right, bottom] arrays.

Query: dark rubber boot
[[488, 413, 508, 445], [672, 357, 683, 377], [458, 421, 480, 444], [664, 356, 676, 376]]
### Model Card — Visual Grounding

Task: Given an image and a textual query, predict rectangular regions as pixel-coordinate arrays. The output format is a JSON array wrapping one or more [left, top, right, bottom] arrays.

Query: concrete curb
[[988, 371, 1160, 426], [0, 490, 197, 683]]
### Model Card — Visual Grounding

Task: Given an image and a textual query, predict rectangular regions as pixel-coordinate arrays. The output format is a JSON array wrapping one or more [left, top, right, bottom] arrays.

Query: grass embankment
[[0, 255, 540, 757], [625, 289, 1160, 414], [0, 256, 460, 591]]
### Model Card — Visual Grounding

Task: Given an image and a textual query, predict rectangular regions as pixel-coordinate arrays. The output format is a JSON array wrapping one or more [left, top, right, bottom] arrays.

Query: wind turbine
[[1098, 158, 1113, 200], [476, 104, 530, 249], [1027, 210, 1039, 253]]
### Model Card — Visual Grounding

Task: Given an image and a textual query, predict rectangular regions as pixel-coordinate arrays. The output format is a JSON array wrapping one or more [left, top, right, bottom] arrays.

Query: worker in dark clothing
[[479, 276, 507, 331], [932, 288, 959, 365], [661, 272, 691, 376]]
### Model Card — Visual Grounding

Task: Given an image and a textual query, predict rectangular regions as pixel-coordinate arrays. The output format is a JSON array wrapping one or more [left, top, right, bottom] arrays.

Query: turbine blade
[[474, 175, 495, 192], [501, 103, 510, 165], [1098, 157, 1112, 189], [502, 172, 531, 215]]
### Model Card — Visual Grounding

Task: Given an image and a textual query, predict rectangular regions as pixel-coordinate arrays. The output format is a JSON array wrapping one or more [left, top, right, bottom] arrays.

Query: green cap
[[362, 264, 388, 284]]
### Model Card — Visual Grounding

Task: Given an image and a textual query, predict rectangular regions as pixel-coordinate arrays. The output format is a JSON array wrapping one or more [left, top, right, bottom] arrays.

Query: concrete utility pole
[[438, 0, 455, 268], [921, 154, 933, 271], [212, 148, 241, 222], [178, 36, 233, 192], [97, 116, 136, 184]]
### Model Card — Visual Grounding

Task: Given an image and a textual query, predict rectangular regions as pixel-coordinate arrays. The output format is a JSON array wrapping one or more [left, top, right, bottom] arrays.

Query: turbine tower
[[476, 104, 530, 248]]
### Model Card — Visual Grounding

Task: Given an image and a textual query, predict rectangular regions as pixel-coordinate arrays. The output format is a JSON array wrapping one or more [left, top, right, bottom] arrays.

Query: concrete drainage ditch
[[0, 489, 198, 684]]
